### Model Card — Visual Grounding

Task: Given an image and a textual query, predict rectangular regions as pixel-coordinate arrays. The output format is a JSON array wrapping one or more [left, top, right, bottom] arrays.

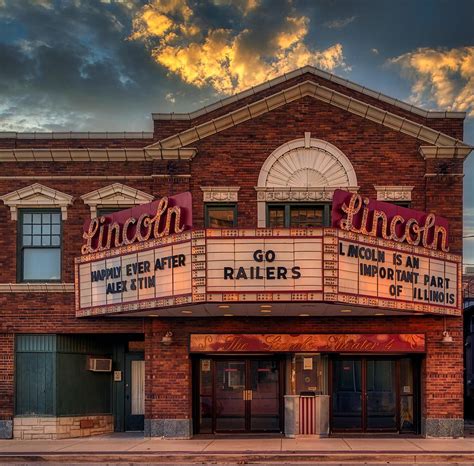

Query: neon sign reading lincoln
[[333, 190, 449, 252], [81, 193, 191, 255]]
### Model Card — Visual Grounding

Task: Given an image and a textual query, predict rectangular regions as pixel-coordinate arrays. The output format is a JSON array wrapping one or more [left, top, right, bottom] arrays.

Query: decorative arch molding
[[0, 183, 73, 221], [81, 183, 154, 218], [258, 136, 358, 188], [255, 135, 359, 227]]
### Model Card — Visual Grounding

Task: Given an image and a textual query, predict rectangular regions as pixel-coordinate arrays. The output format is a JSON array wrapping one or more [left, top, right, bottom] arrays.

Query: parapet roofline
[[151, 65, 467, 121], [0, 131, 154, 140], [147, 80, 472, 158]]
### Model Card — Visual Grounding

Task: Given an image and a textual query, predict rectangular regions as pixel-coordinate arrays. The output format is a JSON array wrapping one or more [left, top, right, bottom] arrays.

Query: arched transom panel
[[258, 138, 357, 188]]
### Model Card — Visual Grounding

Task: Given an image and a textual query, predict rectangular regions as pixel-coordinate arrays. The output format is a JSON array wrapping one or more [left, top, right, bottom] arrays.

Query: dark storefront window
[[205, 204, 237, 228], [267, 204, 330, 228], [18, 210, 61, 282]]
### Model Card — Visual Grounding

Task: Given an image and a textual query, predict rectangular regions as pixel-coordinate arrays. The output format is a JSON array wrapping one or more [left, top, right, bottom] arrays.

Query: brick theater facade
[[0, 66, 471, 439]]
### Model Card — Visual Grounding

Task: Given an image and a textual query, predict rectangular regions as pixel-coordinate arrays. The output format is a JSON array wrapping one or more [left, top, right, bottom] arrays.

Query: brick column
[[422, 157, 464, 437], [0, 334, 14, 439], [422, 317, 464, 437], [144, 320, 192, 438]]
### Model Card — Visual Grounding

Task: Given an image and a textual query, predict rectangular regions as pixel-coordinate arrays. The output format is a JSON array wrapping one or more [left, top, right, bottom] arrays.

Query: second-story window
[[267, 204, 331, 228], [96, 207, 129, 217], [19, 210, 61, 282], [389, 201, 411, 209], [205, 204, 237, 228]]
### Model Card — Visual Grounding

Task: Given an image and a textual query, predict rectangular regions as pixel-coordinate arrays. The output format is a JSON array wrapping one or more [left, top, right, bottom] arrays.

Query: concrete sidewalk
[[0, 433, 473, 463]]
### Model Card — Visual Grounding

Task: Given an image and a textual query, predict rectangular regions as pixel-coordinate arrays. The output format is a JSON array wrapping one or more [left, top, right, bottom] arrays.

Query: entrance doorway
[[194, 357, 283, 434], [125, 353, 145, 431], [330, 357, 419, 433]]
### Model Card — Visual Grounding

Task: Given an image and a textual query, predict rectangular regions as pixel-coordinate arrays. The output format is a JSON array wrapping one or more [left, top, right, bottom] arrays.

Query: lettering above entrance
[[190, 334, 426, 353]]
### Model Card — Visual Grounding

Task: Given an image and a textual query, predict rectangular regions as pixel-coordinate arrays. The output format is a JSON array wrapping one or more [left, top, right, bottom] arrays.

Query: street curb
[[1, 452, 474, 463]]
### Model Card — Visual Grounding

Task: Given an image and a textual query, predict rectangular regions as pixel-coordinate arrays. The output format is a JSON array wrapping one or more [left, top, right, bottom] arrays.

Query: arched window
[[255, 134, 358, 227]]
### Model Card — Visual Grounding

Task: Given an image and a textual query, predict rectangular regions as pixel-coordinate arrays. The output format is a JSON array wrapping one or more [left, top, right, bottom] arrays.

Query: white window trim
[[81, 183, 154, 218], [201, 186, 240, 203], [374, 186, 414, 202], [0, 183, 73, 220]]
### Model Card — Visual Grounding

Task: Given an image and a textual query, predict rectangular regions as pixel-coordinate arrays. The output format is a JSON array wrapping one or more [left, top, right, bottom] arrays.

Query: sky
[[1, 0, 474, 264]]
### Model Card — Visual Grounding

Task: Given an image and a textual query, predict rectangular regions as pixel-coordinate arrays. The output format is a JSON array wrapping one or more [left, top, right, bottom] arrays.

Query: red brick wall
[[0, 334, 14, 421]]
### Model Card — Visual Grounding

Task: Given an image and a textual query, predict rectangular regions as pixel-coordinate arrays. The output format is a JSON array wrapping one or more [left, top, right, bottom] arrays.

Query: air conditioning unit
[[87, 357, 112, 372]]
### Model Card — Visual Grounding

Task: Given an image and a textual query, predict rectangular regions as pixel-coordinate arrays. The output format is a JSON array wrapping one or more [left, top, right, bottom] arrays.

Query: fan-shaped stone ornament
[[258, 138, 357, 188]]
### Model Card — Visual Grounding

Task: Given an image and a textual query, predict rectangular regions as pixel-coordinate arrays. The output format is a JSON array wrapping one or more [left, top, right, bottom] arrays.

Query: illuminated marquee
[[76, 232, 193, 316], [206, 232, 323, 300], [75, 191, 460, 318], [335, 235, 459, 313]]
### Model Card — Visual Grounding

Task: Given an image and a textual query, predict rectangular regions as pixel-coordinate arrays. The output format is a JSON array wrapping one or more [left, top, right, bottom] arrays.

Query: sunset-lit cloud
[[390, 46, 474, 116], [323, 15, 356, 29], [129, 0, 346, 94]]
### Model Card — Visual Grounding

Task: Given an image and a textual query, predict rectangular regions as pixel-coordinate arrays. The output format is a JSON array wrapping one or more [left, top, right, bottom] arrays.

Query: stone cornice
[[374, 186, 414, 202], [419, 146, 472, 159], [0, 147, 197, 162], [0, 131, 153, 139], [0, 183, 74, 220], [148, 80, 470, 152], [0, 283, 74, 293], [201, 186, 240, 203], [81, 183, 154, 218], [255, 186, 359, 202]]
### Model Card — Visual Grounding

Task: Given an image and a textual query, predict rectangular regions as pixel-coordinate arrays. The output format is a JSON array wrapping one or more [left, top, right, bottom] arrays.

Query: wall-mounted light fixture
[[441, 330, 453, 344], [161, 331, 173, 346], [441, 317, 454, 344]]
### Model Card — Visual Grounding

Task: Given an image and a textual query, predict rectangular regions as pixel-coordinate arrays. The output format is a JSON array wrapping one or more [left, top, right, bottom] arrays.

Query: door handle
[[243, 390, 253, 401]]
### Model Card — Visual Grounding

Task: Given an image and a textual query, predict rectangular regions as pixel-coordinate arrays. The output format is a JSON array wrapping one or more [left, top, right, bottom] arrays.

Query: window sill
[[0, 283, 74, 293]]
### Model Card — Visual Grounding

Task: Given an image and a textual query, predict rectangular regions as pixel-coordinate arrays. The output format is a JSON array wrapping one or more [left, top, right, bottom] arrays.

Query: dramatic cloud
[[323, 15, 356, 29], [390, 46, 474, 116], [0, 0, 196, 131], [129, 0, 347, 94]]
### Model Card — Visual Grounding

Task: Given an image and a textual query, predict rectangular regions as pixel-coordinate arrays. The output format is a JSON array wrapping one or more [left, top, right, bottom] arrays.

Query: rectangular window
[[390, 201, 411, 209], [268, 205, 285, 228], [19, 210, 61, 282], [205, 204, 237, 228], [97, 207, 129, 217], [267, 204, 330, 228]]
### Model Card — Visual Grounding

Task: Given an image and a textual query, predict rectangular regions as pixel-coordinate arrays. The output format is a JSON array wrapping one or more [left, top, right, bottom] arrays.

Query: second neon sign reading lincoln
[[223, 249, 302, 280]]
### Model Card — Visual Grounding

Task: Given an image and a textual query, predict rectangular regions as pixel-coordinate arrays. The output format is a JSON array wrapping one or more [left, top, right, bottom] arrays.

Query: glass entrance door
[[331, 359, 363, 430], [250, 359, 280, 431], [196, 357, 281, 433], [331, 357, 412, 433], [366, 359, 397, 430], [215, 360, 246, 431]]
